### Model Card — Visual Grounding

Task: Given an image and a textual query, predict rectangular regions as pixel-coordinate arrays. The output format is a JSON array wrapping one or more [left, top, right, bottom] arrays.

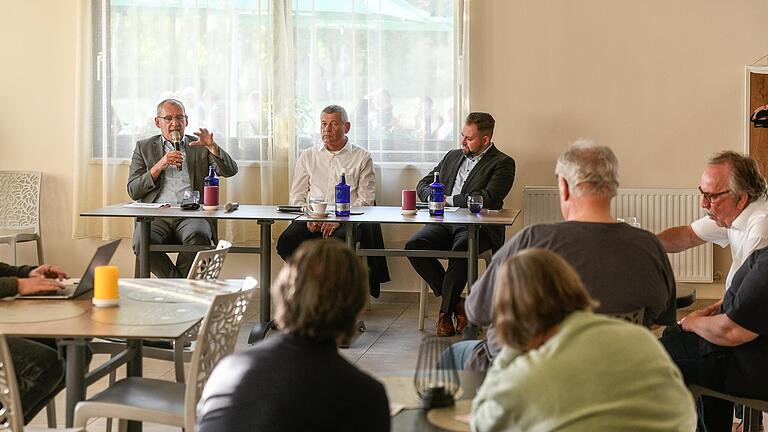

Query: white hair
[[554, 139, 619, 198]]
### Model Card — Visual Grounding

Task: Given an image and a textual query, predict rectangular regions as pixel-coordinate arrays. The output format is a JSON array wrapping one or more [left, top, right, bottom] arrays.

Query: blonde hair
[[272, 239, 368, 341], [494, 249, 598, 351]]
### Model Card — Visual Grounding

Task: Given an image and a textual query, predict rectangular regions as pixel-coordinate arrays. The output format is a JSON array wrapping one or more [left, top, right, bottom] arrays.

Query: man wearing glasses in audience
[[127, 98, 238, 278], [657, 151, 768, 290]]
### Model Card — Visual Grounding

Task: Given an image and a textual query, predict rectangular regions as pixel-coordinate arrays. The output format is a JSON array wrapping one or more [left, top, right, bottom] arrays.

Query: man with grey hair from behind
[[452, 140, 676, 371], [657, 150, 768, 290]]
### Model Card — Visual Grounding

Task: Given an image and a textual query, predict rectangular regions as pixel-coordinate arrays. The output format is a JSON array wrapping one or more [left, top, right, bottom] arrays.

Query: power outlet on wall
[[713, 271, 723, 281]]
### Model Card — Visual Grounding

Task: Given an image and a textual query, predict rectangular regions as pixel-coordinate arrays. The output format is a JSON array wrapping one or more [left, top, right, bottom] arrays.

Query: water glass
[[617, 216, 640, 228], [468, 195, 483, 214]]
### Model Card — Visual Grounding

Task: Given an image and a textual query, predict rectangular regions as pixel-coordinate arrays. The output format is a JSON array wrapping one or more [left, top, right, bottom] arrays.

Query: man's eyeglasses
[[698, 187, 730, 203], [157, 115, 187, 123]]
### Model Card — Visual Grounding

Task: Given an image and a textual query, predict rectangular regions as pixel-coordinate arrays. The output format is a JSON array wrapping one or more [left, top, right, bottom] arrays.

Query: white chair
[[74, 280, 256, 431], [141, 239, 233, 383], [0, 171, 44, 266], [418, 249, 493, 331], [186, 239, 232, 280], [0, 333, 82, 432]]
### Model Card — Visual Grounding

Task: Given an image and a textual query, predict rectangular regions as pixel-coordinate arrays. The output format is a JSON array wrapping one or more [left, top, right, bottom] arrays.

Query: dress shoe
[[436, 312, 456, 337], [454, 298, 468, 335]]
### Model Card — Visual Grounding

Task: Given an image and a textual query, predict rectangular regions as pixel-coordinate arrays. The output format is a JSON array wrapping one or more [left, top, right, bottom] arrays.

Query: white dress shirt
[[289, 140, 375, 207], [691, 196, 768, 289]]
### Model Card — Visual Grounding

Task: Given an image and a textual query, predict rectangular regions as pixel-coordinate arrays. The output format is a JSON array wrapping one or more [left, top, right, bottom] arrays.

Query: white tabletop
[[295, 206, 521, 226], [81, 203, 302, 221]]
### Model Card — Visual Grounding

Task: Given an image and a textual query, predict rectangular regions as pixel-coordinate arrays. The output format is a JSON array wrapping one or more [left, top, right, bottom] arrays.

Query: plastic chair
[[688, 385, 766, 432], [74, 280, 256, 431], [418, 249, 493, 331], [0, 333, 82, 431], [0, 171, 44, 266], [141, 239, 233, 382]]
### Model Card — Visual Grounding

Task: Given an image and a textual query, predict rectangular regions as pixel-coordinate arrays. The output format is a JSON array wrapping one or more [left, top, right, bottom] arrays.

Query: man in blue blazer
[[127, 99, 238, 278], [406, 112, 515, 336]]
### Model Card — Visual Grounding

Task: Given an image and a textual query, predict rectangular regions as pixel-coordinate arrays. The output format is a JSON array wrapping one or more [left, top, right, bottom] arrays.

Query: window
[[94, 0, 457, 164]]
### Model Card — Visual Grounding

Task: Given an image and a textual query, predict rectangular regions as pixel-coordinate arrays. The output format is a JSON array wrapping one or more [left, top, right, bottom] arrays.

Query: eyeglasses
[[698, 187, 730, 203], [157, 115, 187, 123]]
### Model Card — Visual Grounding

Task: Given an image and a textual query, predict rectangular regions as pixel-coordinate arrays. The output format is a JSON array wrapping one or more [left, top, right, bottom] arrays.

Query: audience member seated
[[406, 112, 515, 337], [458, 140, 676, 370], [662, 246, 768, 431], [276, 104, 389, 296], [127, 98, 238, 278], [471, 249, 696, 432], [658, 151, 768, 290], [0, 262, 67, 423], [197, 239, 390, 432]]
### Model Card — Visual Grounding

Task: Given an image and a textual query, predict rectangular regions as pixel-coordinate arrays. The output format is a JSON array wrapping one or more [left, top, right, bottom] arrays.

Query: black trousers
[[276, 221, 351, 260], [405, 224, 491, 314], [660, 325, 734, 432]]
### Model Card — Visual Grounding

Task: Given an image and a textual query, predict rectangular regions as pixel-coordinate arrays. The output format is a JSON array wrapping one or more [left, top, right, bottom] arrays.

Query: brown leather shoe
[[436, 312, 456, 337], [454, 298, 468, 335]]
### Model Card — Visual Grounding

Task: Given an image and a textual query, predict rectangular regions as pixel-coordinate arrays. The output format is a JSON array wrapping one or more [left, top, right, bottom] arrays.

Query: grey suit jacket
[[127, 134, 238, 203], [416, 144, 515, 250]]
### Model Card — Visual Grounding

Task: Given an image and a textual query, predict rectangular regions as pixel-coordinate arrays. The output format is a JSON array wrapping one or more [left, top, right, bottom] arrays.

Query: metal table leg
[[344, 222, 366, 345], [464, 225, 479, 340], [248, 220, 275, 344], [126, 339, 143, 432], [61, 339, 87, 428], [138, 217, 151, 278]]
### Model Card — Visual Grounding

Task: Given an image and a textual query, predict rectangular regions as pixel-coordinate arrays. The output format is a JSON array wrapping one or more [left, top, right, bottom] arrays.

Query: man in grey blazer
[[128, 99, 238, 278], [406, 112, 515, 336]]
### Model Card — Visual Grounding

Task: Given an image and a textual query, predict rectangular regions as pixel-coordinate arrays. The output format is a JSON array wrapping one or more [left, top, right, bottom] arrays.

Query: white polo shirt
[[691, 196, 768, 289], [289, 140, 375, 207]]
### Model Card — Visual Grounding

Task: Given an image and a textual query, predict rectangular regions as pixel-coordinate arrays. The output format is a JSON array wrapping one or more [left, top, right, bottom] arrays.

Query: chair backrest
[[0, 334, 28, 432], [608, 307, 645, 325], [0, 171, 41, 234], [183, 279, 256, 430], [186, 240, 232, 280]]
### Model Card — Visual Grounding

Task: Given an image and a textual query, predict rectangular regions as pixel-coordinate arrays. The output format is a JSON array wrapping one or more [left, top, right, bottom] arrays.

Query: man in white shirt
[[276, 105, 375, 259], [657, 151, 768, 289]]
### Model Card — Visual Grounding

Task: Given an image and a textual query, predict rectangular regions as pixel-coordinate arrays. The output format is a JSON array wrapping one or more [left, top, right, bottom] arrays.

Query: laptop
[[18, 239, 121, 299]]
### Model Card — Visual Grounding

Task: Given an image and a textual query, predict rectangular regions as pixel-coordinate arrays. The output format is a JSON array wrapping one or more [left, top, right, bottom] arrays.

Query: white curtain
[[73, 0, 289, 243], [73, 0, 461, 241]]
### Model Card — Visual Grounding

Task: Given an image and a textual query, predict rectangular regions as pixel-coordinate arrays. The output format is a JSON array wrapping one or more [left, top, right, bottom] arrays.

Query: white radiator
[[522, 186, 713, 283]]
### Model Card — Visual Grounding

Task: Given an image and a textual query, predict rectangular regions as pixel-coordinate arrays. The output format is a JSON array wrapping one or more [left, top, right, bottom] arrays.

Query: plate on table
[[306, 212, 331, 218]]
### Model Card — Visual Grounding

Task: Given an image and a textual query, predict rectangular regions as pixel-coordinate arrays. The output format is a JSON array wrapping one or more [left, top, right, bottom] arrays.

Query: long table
[[0, 278, 240, 430], [80, 204, 299, 335]]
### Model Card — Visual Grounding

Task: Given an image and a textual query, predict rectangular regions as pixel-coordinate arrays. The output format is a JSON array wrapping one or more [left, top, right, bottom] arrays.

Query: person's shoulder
[[487, 144, 514, 162], [136, 135, 161, 148], [347, 142, 373, 158]]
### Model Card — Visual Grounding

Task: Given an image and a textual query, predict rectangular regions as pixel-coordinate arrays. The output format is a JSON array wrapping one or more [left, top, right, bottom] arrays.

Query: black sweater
[[0, 263, 34, 298], [197, 332, 390, 432]]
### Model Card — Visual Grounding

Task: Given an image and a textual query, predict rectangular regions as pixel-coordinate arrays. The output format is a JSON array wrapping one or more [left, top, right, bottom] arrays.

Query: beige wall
[[3, 0, 765, 296]]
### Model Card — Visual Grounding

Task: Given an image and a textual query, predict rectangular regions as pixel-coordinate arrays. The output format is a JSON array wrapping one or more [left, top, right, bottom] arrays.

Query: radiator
[[522, 186, 713, 282]]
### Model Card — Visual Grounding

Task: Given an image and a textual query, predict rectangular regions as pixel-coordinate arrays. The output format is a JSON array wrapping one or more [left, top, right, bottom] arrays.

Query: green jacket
[[0, 263, 35, 298]]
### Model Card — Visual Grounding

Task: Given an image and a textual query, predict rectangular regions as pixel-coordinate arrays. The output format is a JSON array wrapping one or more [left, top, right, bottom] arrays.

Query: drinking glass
[[468, 195, 483, 214]]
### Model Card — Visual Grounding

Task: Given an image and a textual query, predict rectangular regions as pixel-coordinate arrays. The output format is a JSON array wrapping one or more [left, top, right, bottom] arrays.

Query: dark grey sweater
[[0, 263, 34, 298]]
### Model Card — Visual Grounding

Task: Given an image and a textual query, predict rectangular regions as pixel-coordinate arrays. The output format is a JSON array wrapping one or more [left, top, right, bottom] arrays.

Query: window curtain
[[72, 0, 292, 243]]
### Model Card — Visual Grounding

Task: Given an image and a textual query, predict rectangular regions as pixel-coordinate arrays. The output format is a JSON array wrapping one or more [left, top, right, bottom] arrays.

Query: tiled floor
[[29, 294, 744, 431]]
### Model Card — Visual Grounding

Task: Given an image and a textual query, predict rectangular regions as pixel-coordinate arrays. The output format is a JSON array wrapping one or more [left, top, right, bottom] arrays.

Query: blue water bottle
[[335, 171, 351, 216], [203, 165, 219, 210], [428, 171, 444, 216]]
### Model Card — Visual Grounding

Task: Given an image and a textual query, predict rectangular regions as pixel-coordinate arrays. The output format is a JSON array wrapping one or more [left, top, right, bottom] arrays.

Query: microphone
[[170, 130, 182, 151], [225, 202, 240, 213], [170, 130, 182, 170]]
